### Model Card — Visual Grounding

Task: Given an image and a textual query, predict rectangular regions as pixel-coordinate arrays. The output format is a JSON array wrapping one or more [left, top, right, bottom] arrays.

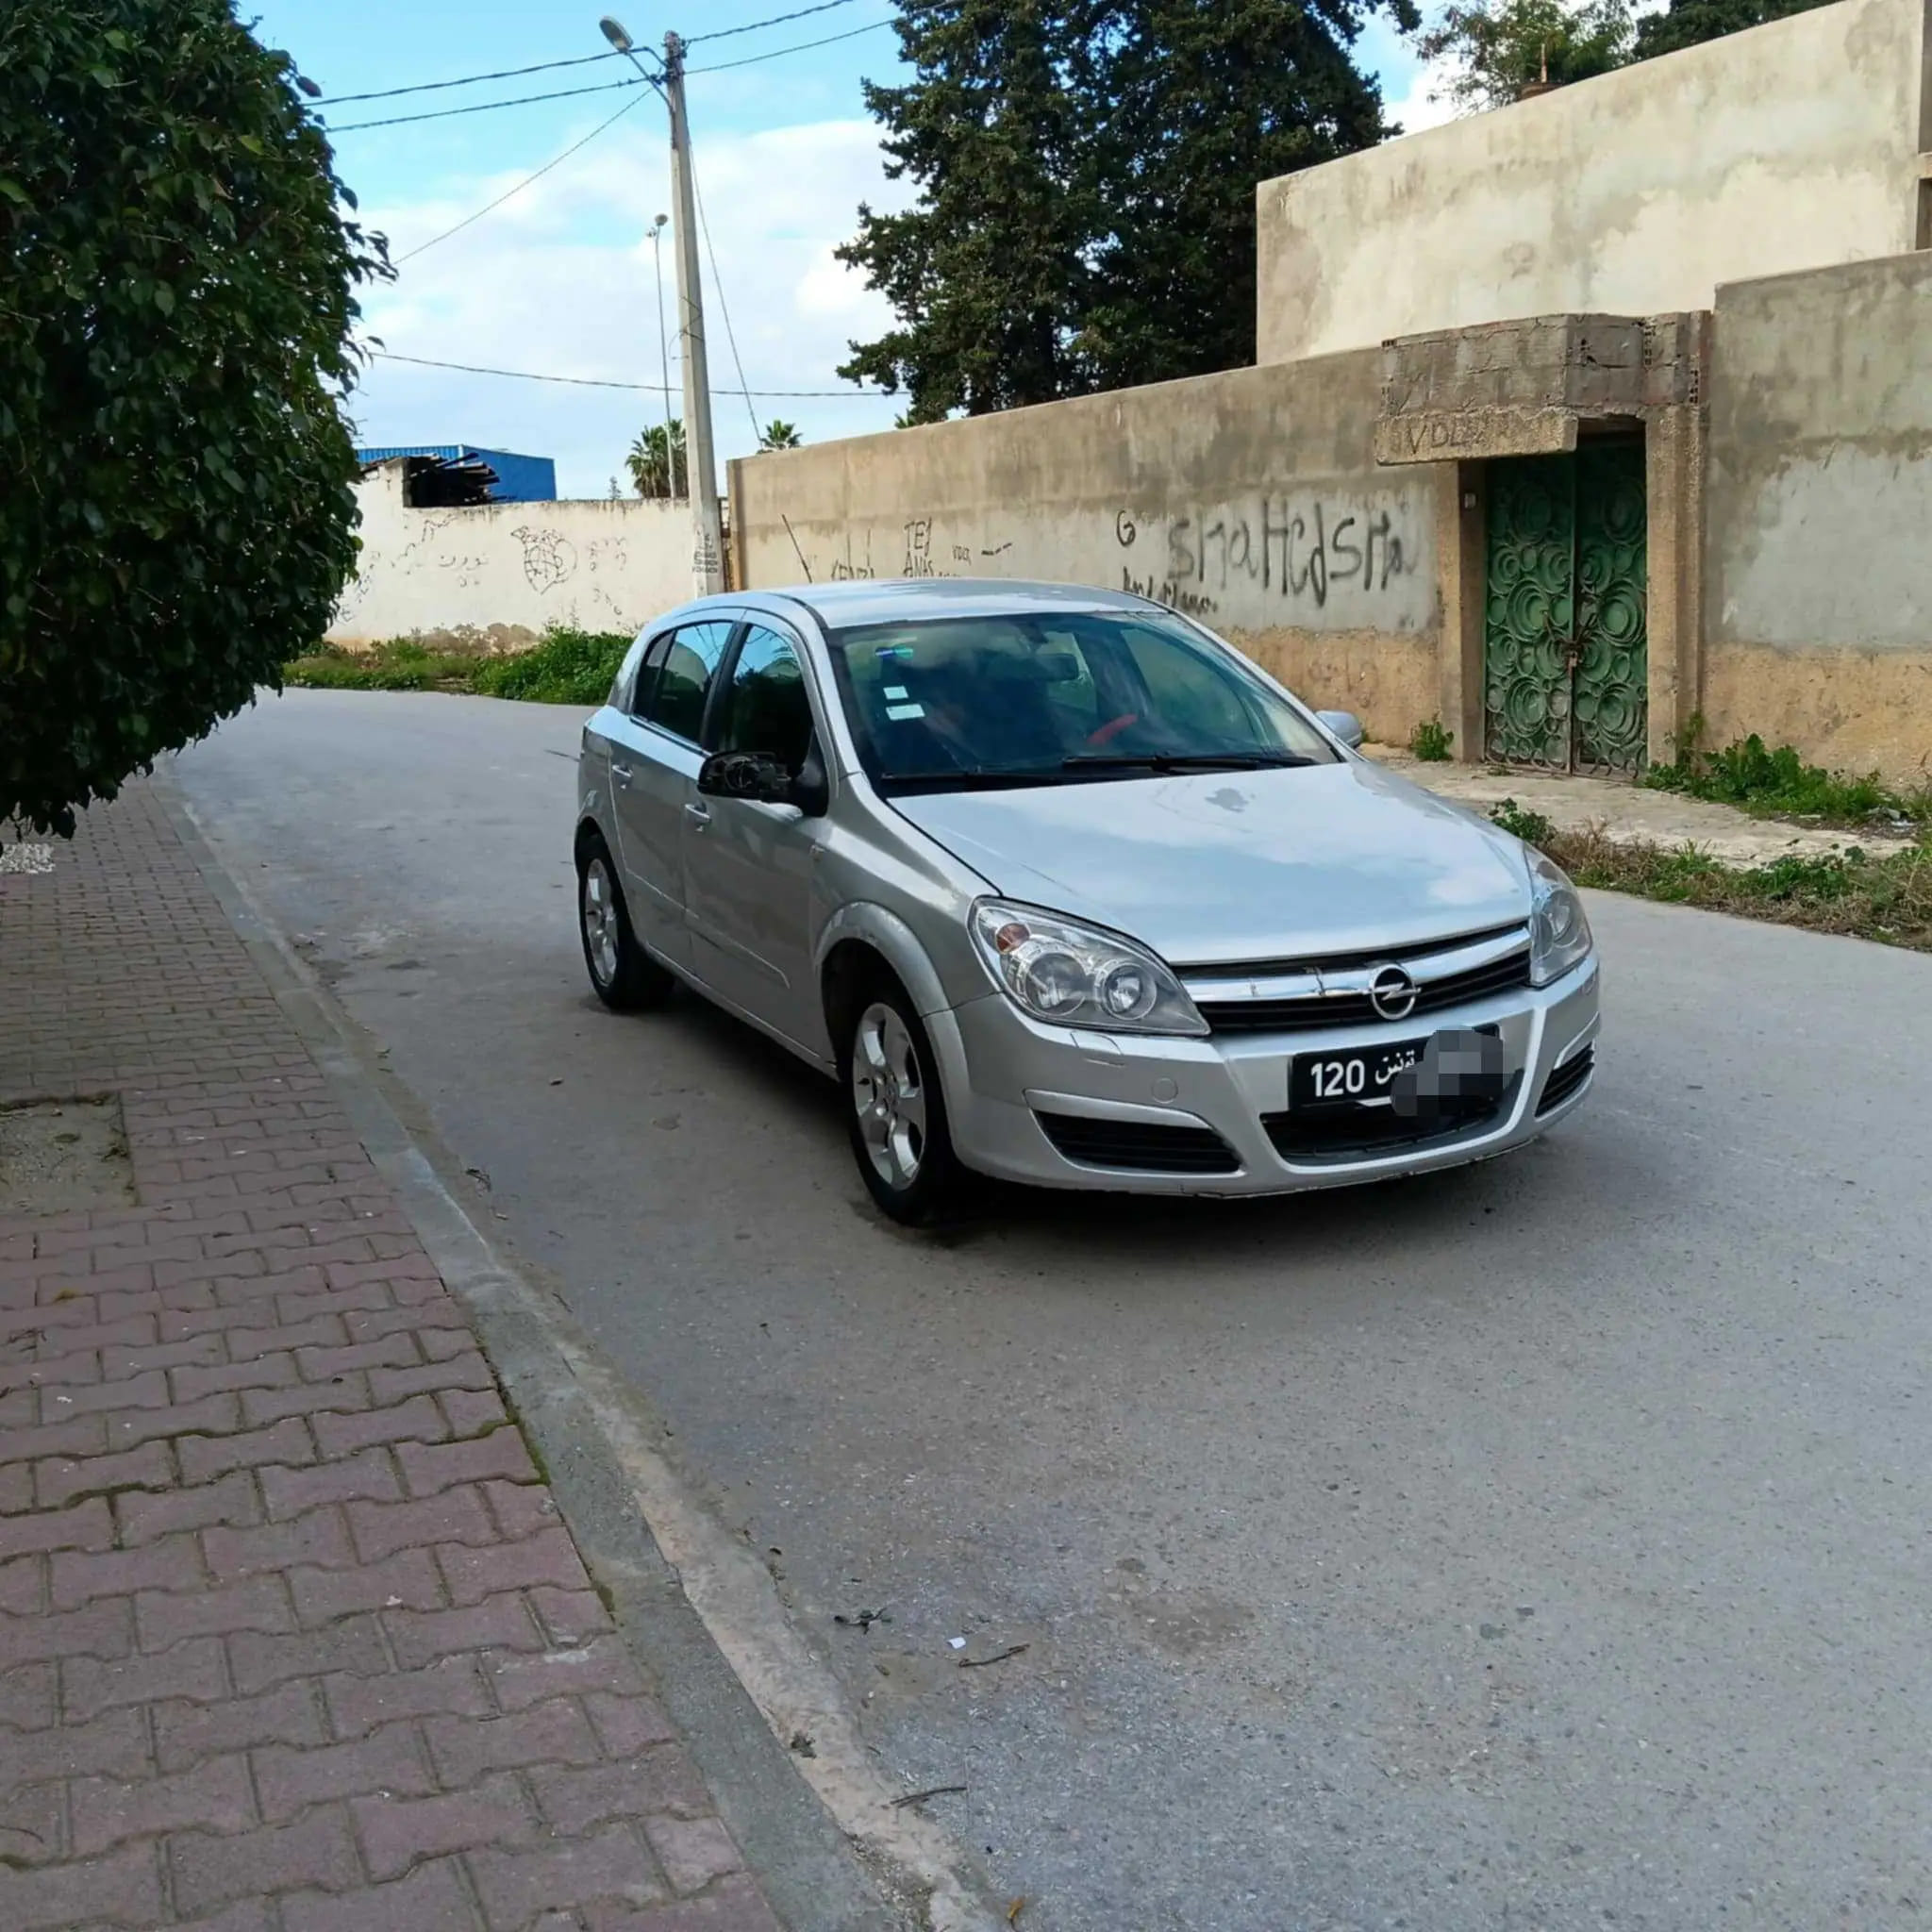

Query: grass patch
[[1642, 716, 1930, 832], [1490, 801, 1932, 952], [282, 625, 630, 705], [1408, 716, 1454, 762]]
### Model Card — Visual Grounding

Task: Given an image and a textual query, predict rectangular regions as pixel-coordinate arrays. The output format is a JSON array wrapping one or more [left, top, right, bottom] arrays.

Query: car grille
[[1537, 1045, 1595, 1115], [1034, 1111, 1241, 1175], [1186, 925, 1534, 1036], [1261, 1091, 1512, 1165]]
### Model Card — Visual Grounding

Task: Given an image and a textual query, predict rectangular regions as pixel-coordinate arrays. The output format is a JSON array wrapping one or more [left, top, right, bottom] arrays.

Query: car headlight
[[969, 899, 1208, 1036], [1525, 847, 1593, 986]]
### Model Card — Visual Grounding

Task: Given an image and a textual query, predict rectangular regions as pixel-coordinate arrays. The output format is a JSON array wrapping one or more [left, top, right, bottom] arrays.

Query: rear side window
[[608, 636, 649, 712], [644, 621, 735, 742]]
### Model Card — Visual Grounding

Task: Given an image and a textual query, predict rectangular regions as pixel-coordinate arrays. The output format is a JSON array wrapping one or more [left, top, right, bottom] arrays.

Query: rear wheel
[[577, 835, 673, 1011], [843, 980, 971, 1226]]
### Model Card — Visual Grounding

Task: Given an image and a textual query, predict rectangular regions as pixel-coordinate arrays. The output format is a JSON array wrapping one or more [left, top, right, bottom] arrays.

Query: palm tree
[[758, 419, 803, 451], [625, 420, 686, 499]]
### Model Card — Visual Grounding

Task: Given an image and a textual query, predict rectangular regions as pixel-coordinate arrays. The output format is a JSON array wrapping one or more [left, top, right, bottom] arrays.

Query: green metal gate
[[1482, 442, 1649, 774]]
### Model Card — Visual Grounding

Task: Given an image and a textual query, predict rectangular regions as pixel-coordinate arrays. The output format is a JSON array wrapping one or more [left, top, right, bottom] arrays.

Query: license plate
[[1290, 1026, 1501, 1112]]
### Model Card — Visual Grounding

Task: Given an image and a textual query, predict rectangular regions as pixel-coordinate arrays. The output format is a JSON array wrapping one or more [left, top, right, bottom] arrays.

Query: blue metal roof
[[355, 444, 557, 503]]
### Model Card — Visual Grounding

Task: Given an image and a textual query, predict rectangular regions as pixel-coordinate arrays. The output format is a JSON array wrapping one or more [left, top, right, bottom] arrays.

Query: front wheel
[[843, 983, 972, 1226], [578, 836, 674, 1011]]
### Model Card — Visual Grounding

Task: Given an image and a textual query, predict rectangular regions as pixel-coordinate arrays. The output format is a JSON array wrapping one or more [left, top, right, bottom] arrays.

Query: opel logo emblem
[[1369, 964, 1419, 1021]]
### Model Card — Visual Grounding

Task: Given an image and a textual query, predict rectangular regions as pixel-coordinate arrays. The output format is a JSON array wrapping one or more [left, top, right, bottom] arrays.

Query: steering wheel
[[1085, 711, 1141, 749]]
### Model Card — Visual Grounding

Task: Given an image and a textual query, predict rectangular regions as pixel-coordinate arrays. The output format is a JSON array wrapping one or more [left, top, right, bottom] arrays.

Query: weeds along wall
[[327, 461, 698, 650], [730, 352, 1441, 745]]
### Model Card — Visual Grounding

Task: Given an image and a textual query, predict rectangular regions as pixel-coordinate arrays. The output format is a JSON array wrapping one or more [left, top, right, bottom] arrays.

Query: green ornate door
[[1483, 442, 1648, 774]]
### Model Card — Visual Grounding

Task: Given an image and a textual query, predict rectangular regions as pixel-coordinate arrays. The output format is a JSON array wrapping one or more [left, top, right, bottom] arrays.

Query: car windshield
[[824, 609, 1340, 794]]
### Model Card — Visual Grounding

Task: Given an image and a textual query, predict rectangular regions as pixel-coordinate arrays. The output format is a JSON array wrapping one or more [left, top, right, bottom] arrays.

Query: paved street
[[173, 688, 1932, 1932]]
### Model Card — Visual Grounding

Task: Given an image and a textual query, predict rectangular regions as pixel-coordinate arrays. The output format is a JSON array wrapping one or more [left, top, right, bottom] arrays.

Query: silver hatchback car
[[575, 580, 1598, 1223]]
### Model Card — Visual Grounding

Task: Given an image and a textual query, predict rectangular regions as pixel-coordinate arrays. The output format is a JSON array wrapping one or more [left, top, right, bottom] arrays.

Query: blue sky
[[254, 1, 1443, 495]]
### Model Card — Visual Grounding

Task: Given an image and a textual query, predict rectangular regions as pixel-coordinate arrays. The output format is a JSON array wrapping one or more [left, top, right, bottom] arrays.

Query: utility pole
[[662, 33, 723, 594], [649, 213, 677, 499]]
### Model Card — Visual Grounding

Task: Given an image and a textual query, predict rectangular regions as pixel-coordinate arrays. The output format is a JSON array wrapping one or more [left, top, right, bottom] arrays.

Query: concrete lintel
[[1374, 406, 1578, 466]]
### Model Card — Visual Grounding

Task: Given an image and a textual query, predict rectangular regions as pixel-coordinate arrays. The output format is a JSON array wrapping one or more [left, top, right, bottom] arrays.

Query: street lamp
[[593, 13, 723, 592], [649, 214, 677, 499]]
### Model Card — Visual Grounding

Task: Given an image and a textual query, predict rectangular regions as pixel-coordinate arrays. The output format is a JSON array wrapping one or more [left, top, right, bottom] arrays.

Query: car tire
[[577, 834, 674, 1012], [841, 975, 972, 1226]]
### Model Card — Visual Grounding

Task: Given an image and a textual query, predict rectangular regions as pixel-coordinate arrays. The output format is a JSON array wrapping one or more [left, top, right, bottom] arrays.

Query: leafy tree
[[625, 420, 686, 499], [838, 0, 1097, 423], [758, 419, 803, 450], [1629, 0, 1830, 59], [838, 0, 1409, 419], [1412, 0, 1631, 113], [1, 0, 388, 838], [1074, 0, 1411, 389]]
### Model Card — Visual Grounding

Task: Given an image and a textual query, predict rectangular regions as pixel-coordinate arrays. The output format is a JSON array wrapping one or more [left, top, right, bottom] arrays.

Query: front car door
[[681, 621, 827, 1050], [607, 618, 738, 970]]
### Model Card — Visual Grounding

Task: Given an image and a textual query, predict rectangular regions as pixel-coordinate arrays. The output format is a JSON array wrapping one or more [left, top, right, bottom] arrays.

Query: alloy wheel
[[582, 857, 620, 987], [851, 1000, 926, 1189]]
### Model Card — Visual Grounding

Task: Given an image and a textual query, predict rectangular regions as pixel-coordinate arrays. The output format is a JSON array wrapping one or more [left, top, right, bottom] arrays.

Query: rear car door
[[606, 619, 738, 970], [681, 621, 826, 1048]]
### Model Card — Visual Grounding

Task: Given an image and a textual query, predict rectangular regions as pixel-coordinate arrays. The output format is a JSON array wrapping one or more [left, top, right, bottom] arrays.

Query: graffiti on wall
[[781, 489, 1425, 628]]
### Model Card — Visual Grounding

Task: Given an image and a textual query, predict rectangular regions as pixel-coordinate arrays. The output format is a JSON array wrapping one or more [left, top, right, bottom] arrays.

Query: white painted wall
[[1257, 0, 1928, 364], [327, 460, 703, 647]]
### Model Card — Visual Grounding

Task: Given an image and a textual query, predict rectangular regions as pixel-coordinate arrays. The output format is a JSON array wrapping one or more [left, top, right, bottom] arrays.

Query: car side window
[[609, 636, 649, 712], [713, 625, 813, 770], [628, 634, 673, 721], [644, 621, 735, 743]]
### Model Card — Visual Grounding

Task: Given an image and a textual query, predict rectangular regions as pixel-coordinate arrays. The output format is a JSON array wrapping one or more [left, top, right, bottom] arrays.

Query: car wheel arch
[[815, 902, 953, 1038]]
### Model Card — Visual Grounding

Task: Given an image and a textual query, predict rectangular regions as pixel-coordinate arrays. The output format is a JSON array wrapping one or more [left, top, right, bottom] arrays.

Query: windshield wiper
[[1059, 752, 1316, 773]]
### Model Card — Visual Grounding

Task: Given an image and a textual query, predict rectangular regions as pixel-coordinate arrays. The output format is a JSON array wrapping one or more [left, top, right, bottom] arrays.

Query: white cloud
[[348, 117, 910, 495], [1380, 57, 1463, 137]]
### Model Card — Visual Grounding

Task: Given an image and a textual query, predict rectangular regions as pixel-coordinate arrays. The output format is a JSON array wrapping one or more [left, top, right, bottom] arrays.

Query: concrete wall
[[731, 354, 1443, 741], [327, 462, 698, 648], [1257, 0, 1929, 365], [1703, 252, 1932, 782]]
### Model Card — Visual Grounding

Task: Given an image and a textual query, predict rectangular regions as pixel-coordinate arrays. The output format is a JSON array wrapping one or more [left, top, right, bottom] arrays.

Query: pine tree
[[838, 0, 1410, 417], [838, 0, 1096, 422]]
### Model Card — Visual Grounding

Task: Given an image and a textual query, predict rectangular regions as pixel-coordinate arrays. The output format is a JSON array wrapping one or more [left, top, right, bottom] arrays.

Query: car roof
[[662, 577, 1160, 633]]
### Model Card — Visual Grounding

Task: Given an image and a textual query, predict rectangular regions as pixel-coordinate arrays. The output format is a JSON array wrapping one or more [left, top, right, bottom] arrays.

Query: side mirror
[[695, 748, 830, 815], [696, 750, 791, 803], [1316, 708, 1365, 751]]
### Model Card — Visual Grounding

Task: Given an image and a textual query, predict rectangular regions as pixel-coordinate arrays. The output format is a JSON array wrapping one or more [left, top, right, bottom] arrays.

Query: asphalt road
[[173, 689, 1932, 1932]]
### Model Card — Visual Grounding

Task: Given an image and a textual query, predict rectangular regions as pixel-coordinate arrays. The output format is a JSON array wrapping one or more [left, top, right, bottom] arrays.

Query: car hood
[[891, 760, 1533, 964]]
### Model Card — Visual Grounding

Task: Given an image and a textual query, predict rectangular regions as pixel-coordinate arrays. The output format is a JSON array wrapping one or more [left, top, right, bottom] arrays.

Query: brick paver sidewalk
[[0, 789, 779, 1930]]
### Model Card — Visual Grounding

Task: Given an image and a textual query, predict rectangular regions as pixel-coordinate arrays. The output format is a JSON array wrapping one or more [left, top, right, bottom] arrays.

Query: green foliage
[[1644, 717, 1928, 829], [626, 420, 685, 499], [838, 0, 1409, 419], [1540, 826, 1932, 952], [1412, 0, 1631, 112], [758, 420, 804, 451], [1630, 0, 1832, 58], [282, 640, 484, 691], [1, 0, 389, 837], [1489, 797, 1555, 844], [282, 626, 632, 706], [1409, 716, 1454, 761], [470, 626, 630, 706]]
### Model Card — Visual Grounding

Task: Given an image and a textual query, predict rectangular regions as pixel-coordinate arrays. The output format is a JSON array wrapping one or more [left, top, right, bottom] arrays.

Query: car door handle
[[683, 801, 711, 829], [611, 759, 633, 788]]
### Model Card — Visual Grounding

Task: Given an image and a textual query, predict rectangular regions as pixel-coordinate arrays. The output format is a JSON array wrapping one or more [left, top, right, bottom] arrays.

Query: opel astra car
[[575, 580, 1598, 1224]]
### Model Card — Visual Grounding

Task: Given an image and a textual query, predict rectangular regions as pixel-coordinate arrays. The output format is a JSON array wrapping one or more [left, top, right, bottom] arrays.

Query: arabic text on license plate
[[1291, 1037, 1431, 1109]]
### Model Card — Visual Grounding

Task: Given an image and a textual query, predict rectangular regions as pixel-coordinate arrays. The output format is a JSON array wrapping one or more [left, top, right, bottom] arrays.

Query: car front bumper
[[927, 957, 1600, 1196]]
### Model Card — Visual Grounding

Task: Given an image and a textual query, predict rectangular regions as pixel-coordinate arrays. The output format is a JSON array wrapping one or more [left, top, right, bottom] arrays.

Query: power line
[[325, 76, 646, 134], [395, 89, 654, 262], [689, 148, 765, 446], [319, 50, 624, 107], [687, 17, 894, 73], [368, 349, 884, 399], [686, 0, 864, 45]]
